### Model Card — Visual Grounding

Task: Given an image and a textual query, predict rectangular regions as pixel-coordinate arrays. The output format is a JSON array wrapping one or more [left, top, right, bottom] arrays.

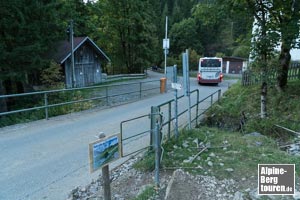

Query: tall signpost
[[163, 16, 169, 77]]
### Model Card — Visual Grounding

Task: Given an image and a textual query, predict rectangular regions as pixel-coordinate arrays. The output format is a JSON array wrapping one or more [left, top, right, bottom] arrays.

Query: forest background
[[0, 0, 253, 94]]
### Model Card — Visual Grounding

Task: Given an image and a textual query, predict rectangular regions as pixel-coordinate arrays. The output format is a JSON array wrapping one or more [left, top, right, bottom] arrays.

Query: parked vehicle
[[197, 57, 223, 85]]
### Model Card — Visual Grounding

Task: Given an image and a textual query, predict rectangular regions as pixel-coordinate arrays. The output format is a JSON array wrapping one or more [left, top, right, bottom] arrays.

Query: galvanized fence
[[157, 89, 221, 141], [0, 80, 160, 126], [119, 88, 222, 199], [242, 62, 300, 86]]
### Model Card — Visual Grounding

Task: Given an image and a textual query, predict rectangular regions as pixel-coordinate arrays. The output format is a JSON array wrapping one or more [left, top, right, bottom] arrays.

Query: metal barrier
[[156, 89, 221, 140], [0, 80, 160, 121], [120, 114, 152, 157], [119, 88, 222, 158]]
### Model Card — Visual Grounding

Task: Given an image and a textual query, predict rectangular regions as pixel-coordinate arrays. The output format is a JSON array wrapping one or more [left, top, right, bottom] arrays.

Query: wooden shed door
[[84, 64, 94, 85]]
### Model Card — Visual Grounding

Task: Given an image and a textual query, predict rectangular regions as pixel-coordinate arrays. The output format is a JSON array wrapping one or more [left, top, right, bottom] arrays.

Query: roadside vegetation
[[0, 77, 148, 127], [133, 79, 300, 197]]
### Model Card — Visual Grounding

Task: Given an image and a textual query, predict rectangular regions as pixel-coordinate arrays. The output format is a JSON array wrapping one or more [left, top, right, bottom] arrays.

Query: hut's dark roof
[[222, 56, 248, 61], [50, 36, 110, 64]]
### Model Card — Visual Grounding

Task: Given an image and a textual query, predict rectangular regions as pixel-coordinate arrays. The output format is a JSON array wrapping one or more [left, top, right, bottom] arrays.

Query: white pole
[[164, 16, 168, 76]]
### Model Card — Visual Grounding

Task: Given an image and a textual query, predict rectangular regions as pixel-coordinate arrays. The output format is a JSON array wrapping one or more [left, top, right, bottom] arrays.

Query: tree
[[269, 0, 300, 89], [244, 0, 300, 89], [0, 0, 62, 93], [169, 18, 203, 56], [100, 0, 159, 73]]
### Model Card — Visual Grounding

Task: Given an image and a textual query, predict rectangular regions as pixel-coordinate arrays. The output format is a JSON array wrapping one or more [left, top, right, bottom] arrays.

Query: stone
[[249, 188, 259, 200], [209, 153, 216, 157], [182, 141, 189, 148], [294, 190, 300, 200], [255, 141, 262, 146], [207, 161, 213, 167], [225, 168, 234, 172], [219, 163, 224, 166], [233, 191, 244, 200]]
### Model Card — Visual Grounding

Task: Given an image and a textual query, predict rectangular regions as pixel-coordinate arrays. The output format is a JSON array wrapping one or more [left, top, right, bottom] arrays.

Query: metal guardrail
[[157, 89, 221, 140], [119, 88, 222, 157], [0, 80, 160, 121]]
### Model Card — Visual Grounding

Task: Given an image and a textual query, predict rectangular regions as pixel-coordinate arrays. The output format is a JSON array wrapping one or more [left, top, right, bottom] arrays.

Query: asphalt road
[[0, 71, 237, 200]]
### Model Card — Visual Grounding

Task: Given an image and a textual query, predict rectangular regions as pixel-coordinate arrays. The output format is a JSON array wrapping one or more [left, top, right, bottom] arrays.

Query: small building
[[222, 56, 248, 74], [52, 36, 110, 88]]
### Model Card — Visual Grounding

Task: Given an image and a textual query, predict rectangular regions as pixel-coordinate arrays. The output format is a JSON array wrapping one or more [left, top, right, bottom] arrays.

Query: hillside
[[70, 80, 300, 199]]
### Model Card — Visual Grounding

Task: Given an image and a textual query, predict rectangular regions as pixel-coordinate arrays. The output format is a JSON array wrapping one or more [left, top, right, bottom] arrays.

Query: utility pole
[[70, 20, 76, 88]]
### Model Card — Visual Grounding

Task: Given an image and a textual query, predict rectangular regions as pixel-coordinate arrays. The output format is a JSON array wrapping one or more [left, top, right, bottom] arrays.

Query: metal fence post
[[150, 106, 159, 148], [139, 82, 142, 99], [44, 93, 48, 120], [196, 90, 199, 126], [168, 102, 171, 140], [106, 86, 109, 106], [154, 122, 160, 189], [218, 89, 221, 102], [211, 94, 213, 106]]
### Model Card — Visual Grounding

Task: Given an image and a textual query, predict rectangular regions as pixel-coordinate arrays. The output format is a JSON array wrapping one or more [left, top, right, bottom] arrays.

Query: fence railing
[[242, 62, 300, 86], [0, 80, 160, 124], [119, 88, 222, 156], [157, 89, 222, 141]]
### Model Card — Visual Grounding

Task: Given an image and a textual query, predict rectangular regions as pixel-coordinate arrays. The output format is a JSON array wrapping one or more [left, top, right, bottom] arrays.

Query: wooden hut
[[222, 56, 248, 74], [52, 36, 110, 88]]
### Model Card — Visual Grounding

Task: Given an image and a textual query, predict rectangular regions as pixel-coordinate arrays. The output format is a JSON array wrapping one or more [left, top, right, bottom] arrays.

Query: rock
[[182, 141, 189, 148], [193, 139, 199, 146], [248, 188, 259, 200], [207, 161, 213, 167], [255, 141, 262, 146], [225, 168, 234, 172], [219, 163, 224, 166], [183, 157, 193, 163], [209, 153, 216, 157], [294, 190, 300, 200], [233, 191, 244, 200]]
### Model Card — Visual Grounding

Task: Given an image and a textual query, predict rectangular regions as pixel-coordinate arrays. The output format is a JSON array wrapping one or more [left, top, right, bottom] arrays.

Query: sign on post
[[89, 134, 121, 173]]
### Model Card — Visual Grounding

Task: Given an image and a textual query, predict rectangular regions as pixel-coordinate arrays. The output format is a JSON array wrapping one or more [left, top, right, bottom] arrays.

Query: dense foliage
[[0, 0, 299, 93], [0, 0, 254, 92]]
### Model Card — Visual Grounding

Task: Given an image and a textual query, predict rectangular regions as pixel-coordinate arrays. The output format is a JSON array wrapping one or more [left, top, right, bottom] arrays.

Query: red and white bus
[[197, 57, 223, 84]]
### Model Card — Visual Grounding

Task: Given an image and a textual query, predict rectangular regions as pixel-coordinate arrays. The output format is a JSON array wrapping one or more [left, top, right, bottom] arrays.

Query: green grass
[[133, 79, 300, 195], [135, 128, 300, 179], [130, 185, 156, 200], [205, 79, 300, 138]]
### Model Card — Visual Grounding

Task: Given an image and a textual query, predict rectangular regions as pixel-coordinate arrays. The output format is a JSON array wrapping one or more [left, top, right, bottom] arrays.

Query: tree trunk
[[261, 82, 267, 118], [277, 44, 291, 90]]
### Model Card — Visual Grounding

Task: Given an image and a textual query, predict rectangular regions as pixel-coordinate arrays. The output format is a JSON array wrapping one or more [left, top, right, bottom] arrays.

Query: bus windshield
[[200, 59, 221, 68]]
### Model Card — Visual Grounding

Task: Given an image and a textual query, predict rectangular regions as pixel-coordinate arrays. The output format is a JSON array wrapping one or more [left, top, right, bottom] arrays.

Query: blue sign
[[89, 134, 121, 172]]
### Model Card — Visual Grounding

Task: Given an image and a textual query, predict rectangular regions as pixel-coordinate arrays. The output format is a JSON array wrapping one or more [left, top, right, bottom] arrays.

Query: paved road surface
[[0, 71, 237, 200]]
